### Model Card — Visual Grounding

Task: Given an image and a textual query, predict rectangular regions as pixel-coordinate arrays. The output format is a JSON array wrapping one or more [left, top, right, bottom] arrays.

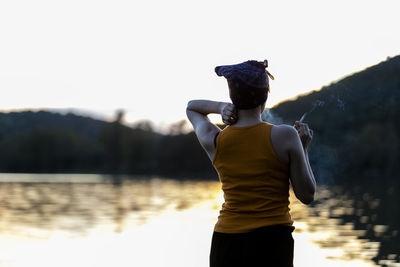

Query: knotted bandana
[[215, 60, 274, 109]]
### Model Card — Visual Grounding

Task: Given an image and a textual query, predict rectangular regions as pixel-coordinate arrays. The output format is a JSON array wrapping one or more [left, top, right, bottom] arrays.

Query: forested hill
[[0, 55, 399, 182], [270, 55, 400, 184], [0, 110, 215, 177], [0, 111, 113, 173], [0, 111, 106, 140]]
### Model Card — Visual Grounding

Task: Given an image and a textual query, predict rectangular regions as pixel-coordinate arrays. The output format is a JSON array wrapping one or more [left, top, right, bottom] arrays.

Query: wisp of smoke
[[299, 94, 345, 122], [262, 109, 284, 125], [330, 95, 345, 110], [299, 100, 325, 122]]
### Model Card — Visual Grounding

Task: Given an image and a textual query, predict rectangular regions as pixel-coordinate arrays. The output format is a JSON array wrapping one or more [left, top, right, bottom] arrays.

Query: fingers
[[222, 113, 234, 125], [294, 121, 313, 137], [294, 121, 309, 130], [223, 104, 237, 117], [222, 104, 238, 125], [293, 121, 313, 149], [294, 121, 301, 130], [222, 109, 237, 119], [222, 113, 237, 125], [223, 103, 236, 114]]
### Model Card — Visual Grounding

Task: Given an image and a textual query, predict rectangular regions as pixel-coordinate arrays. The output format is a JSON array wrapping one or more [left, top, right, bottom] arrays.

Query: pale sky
[[1, 0, 399, 128]]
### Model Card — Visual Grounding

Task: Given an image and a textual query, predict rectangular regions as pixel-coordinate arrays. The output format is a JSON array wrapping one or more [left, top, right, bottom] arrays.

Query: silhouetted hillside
[[0, 111, 105, 173], [0, 111, 106, 140], [270, 55, 400, 184], [0, 111, 215, 177]]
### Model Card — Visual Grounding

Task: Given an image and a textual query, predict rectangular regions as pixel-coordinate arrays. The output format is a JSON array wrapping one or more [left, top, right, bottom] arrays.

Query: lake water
[[0, 173, 398, 267]]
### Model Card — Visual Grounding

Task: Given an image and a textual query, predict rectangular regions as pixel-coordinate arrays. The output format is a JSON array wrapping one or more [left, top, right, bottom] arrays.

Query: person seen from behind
[[186, 59, 316, 267]]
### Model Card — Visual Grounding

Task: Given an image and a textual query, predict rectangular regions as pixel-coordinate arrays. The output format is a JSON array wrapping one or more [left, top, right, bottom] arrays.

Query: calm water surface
[[0, 174, 398, 267]]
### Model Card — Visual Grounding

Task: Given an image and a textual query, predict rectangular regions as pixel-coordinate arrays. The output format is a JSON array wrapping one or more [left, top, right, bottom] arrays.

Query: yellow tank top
[[212, 122, 294, 233]]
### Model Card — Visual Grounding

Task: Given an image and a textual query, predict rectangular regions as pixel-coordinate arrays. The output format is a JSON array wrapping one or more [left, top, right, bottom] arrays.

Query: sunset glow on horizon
[[1, 0, 399, 125]]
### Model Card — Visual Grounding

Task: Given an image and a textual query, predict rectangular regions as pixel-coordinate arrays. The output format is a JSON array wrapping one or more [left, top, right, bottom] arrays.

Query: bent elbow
[[300, 194, 314, 205], [299, 182, 316, 205], [186, 102, 193, 117], [186, 100, 194, 110], [295, 189, 315, 205]]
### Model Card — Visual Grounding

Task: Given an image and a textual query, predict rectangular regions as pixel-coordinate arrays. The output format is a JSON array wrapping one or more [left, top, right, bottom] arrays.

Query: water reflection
[[0, 175, 221, 235], [289, 182, 400, 267], [0, 174, 398, 267]]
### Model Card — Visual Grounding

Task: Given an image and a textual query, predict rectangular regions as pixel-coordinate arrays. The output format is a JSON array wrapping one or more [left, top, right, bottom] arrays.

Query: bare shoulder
[[271, 124, 298, 140], [270, 124, 298, 163]]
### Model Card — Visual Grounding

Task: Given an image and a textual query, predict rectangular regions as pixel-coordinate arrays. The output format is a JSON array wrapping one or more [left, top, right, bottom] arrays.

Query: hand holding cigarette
[[294, 121, 313, 150]]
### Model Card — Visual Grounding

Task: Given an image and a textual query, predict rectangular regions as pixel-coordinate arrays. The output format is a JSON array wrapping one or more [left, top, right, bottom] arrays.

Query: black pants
[[210, 225, 294, 267]]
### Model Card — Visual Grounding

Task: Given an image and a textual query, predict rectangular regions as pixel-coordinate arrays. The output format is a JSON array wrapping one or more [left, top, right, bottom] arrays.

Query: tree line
[[0, 110, 216, 178]]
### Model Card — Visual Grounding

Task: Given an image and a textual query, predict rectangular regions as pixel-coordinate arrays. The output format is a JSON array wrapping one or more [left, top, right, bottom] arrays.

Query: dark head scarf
[[215, 60, 274, 109]]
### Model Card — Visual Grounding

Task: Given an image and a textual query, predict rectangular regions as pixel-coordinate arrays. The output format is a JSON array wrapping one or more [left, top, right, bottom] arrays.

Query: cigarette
[[299, 113, 307, 123]]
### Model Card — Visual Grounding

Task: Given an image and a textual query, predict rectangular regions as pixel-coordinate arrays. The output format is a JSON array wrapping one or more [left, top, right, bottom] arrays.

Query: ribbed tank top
[[212, 122, 294, 233]]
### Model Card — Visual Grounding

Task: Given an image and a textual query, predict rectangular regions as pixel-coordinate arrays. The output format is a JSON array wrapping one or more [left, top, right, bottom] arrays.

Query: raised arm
[[272, 123, 316, 204], [288, 122, 316, 204], [186, 100, 237, 160]]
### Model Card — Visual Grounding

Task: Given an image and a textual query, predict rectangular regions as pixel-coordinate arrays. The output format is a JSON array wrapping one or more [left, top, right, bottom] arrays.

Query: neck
[[231, 107, 263, 127]]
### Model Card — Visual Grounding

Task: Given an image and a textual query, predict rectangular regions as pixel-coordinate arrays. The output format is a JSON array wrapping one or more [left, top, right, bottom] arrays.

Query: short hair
[[227, 78, 269, 109]]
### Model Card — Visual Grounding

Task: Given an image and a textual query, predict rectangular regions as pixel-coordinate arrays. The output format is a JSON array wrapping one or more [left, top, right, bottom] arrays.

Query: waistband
[[213, 224, 294, 236]]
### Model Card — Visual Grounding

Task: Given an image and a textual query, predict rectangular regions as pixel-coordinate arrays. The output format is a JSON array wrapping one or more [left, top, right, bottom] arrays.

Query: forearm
[[186, 100, 227, 116], [303, 149, 317, 190]]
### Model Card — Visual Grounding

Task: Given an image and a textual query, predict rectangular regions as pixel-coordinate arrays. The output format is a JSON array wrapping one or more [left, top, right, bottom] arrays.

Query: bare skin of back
[[186, 99, 316, 205]]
